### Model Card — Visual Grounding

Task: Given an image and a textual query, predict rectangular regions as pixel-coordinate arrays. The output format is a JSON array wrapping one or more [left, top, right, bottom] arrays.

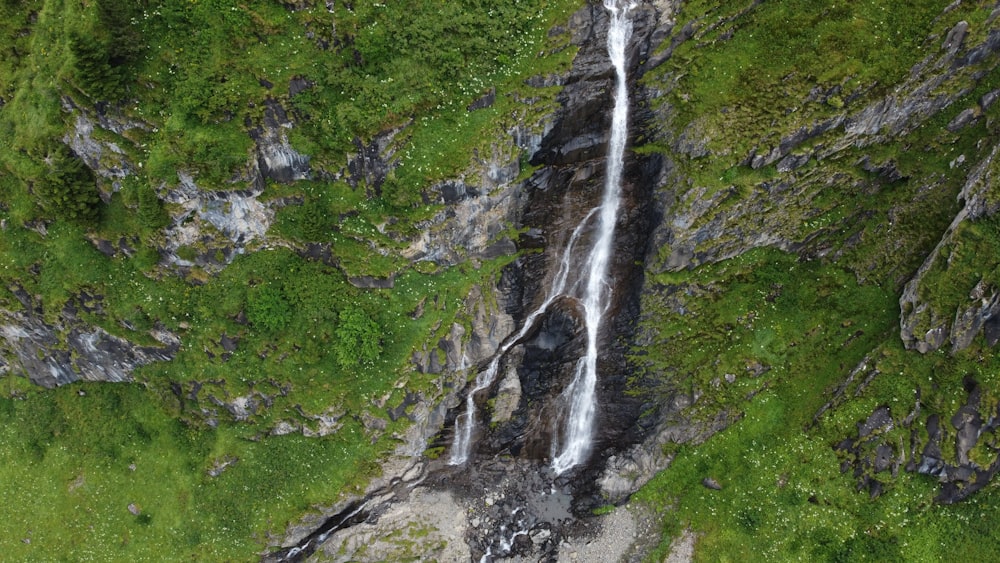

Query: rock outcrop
[[0, 289, 177, 387], [836, 377, 1000, 504], [900, 142, 1000, 353], [160, 173, 275, 271], [249, 99, 311, 185]]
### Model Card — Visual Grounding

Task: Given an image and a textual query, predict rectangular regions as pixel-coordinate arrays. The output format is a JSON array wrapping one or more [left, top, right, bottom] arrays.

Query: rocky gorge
[[1, 0, 1000, 561]]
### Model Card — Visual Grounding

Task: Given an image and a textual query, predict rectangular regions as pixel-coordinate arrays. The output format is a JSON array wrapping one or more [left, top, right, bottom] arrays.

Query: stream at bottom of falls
[[459, 460, 577, 562], [265, 455, 639, 563]]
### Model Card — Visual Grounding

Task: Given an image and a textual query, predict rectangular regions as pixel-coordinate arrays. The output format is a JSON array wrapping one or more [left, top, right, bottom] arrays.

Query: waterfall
[[449, 0, 634, 471], [550, 0, 634, 475]]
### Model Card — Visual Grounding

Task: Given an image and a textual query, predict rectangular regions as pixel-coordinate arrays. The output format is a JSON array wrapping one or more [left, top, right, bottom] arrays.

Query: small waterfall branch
[[450, 209, 600, 466], [449, 0, 635, 472]]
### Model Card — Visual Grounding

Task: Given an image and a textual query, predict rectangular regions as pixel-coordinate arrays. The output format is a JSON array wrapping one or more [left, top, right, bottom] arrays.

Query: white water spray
[[449, 0, 634, 471], [550, 0, 635, 474]]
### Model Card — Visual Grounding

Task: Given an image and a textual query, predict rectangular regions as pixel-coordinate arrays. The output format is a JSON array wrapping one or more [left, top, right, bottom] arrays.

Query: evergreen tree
[[136, 183, 169, 230], [69, 32, 122, 100], [33, 144, 101, 223], [69, 0, 145, 101]]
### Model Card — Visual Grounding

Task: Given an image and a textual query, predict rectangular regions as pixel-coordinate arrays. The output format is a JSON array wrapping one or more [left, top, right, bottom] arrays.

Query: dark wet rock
[[840, 380, 1000, 504], [480, 238, 519, 260], [92, 238, 116, 257], [467, 87, 496, 111], [867, 480, 884, 499], [249, 99, 311, 184], [531, 4, 658, 167]]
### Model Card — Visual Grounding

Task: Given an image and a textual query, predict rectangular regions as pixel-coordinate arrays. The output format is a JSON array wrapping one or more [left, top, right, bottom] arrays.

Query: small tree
[[137, 183, 169, 230], [69, 32, 123, 100], [68, 0, 144, 101]]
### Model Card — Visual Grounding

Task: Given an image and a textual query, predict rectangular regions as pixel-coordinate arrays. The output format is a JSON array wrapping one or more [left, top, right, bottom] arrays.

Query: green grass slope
[[632, 0, 1000, 560]]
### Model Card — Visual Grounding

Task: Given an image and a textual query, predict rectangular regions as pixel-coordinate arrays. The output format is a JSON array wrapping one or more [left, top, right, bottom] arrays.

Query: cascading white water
[[450, 208, 600, 466], [550, 0, 634, 475], [449, 0, 634, 471]]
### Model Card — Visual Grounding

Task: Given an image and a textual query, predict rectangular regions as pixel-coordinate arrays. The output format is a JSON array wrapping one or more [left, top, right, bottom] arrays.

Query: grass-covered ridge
[[0, 383, 389, 560], [0, 0, 586, 559], [635, 249, 1000, 560]]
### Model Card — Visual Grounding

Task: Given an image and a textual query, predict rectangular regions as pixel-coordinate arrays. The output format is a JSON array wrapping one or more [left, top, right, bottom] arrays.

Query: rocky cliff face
[[0, 286, 178, 388]]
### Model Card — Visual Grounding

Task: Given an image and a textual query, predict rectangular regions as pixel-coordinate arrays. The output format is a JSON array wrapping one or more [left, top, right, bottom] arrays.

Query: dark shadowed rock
[[467, 88, 496, 111], [249, 99, 311, 184]]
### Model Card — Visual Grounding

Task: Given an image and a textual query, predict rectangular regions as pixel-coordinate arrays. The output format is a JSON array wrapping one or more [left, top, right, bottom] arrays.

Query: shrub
[[246, 284, 292, 332], [333, 305, 382, 369]]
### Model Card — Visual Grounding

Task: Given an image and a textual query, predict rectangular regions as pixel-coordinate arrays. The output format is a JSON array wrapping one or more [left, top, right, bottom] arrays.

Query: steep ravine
[[267, 2, 680, 561]]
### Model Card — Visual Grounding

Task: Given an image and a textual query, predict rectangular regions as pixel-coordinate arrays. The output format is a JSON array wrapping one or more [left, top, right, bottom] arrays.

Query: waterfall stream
[[551, 0, 635, 474], [450, 0, 634, 474]]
